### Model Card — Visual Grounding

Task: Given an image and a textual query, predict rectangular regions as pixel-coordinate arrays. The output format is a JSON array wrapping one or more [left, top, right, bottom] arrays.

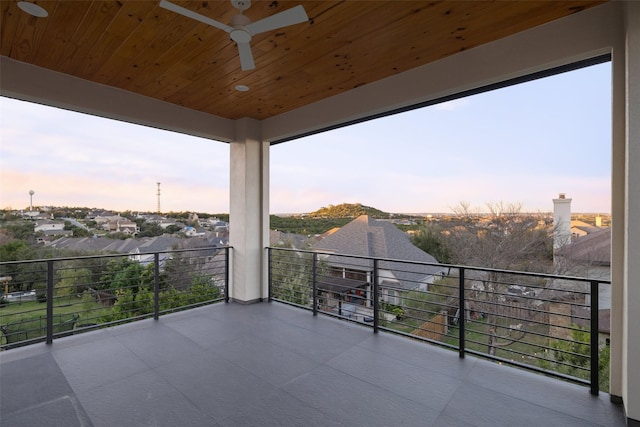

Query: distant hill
[[307, 203, 389, 219]]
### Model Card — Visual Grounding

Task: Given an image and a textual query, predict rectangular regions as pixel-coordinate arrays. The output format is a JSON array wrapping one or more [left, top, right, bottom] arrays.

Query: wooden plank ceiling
[[1, 0, 606, 121]]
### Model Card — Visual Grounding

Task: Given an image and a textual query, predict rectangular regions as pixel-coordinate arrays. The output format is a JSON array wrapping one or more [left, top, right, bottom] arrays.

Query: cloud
[[1, 63, 612, 215], [0, 168, 229, 212], [1, 97, 231, 212]]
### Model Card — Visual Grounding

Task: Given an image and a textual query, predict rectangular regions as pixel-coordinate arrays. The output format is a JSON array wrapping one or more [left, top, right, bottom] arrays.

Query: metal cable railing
[[0, 247, 230, 350], [267, 246, 609, 395]]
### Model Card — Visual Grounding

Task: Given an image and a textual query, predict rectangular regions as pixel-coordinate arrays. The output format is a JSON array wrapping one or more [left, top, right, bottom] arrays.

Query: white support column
[[229, 118, 269, 303], [623, 2, 640, 424], [609, 5, 626, 405]]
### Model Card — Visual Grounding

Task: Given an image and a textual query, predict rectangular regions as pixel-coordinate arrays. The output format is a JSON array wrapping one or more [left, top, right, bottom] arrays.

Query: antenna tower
[[156, 182, 161, 214]]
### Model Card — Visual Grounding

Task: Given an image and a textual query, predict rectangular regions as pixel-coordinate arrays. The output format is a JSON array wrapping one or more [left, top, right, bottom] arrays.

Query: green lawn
[[2, 299, 80, 317], [383, 313, 552, 369], [442, 318, 551, 364], [1, 298, 111, 346]]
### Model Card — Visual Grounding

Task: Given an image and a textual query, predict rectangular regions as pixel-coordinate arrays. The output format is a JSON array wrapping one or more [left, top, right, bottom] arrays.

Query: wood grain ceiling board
[[1, 0, 607, 121]]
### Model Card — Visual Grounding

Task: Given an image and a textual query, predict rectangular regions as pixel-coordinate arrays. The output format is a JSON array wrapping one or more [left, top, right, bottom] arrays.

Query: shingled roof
[[557, 227, 611, 266], [313, 215, 445, 290], [48, 235, 183, 254]]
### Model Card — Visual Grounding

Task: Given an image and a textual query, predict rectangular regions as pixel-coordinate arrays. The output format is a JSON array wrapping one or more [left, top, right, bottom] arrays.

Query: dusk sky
[[1, 62, 611, 215]]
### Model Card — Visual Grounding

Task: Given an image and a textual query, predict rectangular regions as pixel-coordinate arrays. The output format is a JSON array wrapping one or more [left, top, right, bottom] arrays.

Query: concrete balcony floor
[[1, 302, 625, 427]]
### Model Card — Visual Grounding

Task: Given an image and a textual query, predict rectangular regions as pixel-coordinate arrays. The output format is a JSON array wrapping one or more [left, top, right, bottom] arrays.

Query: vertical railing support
[[458, 267, 466, 358], [373, 258, 379, 334], [224, 247, 230, 303], [590, 280, 600, 395], [46, 260, 54, 345], [153, 252, 160, 320], [267, 248, 272, 302], [312, 252, 318, 316]]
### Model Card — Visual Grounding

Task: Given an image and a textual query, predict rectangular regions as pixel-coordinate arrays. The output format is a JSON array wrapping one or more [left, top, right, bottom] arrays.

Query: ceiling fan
[[159, 0, 308, 71]]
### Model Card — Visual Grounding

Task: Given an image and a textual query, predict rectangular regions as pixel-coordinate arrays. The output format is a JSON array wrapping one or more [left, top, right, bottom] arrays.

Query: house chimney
[[552, 193, 572, 258]]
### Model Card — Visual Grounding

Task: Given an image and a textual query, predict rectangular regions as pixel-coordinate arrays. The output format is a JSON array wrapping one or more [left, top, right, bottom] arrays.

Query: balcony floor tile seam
[[73, 367, 219, 427], [462, 357, 619, 419], [109, 321, 218, 371], [0, 341, 51, 364], [278, 363, 444, 426], [266, 303, 375, 339], [50, 337, 155, 396], [207, 337, 330, 389], [323, 343, 467, 412], [468, 367, 614, 422], [0, 394, 95, 427], [233, 322, 373, 366], [148, 348, 277, 400], [439, 381, 607, 427], [461, 365, 620, 427], [466, 360, 586, 394], [213, 385, 348, 427], [354, 334, 479, 379]]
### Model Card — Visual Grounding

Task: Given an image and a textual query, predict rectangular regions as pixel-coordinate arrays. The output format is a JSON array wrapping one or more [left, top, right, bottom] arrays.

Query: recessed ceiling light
[[235, 85, 249, 92], [17, 1, 48, 18]]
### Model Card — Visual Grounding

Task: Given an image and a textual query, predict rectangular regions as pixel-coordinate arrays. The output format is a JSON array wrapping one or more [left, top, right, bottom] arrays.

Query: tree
[[0, 240, 44, 292], [269, 244, 317, 306], [163, 253, 191, 291], [552, 325, 589, 370], [2, 221, 36, 242], [450, 201, 475, 221], [307, 203, 389, 219], [99, 258, 151, 292], [165, 224, 182, 234], [136, 220, 164, 237], [547, 325, 610, 392], [410, 224, 452, 263], [55, 266, 92, 302], [444, 202, 552, 271], [64, 221, 92, 237], [0, 240, 34, 262], [442, 202, 553, 355]]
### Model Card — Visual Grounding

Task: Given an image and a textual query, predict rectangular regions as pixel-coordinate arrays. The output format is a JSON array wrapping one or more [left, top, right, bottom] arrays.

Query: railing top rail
[[265, 246, 610, 285], [0, 246, 233, 266]]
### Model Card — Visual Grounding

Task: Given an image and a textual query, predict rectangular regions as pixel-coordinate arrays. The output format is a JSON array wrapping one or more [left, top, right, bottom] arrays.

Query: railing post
[[458, 267, 465, 358], [312, 252, 318, 316], [267, 248, 272, 302], [373, 258, 379, 333], [590, 280, 599, 395], [46, 260, 54, 345], [153, 252, 160, 320], [224, 247, 230, 303]]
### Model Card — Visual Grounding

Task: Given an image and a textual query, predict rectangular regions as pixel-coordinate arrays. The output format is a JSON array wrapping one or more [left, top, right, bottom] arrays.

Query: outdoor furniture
[[0, 314, 79, 348]]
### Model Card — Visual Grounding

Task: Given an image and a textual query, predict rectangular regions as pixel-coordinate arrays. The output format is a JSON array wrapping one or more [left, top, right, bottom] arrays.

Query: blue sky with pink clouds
[[1, 62, 611, 214]]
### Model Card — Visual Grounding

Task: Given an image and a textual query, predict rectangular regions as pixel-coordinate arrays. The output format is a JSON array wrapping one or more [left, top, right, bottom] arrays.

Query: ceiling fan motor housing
[[230, 14, 252, 42]]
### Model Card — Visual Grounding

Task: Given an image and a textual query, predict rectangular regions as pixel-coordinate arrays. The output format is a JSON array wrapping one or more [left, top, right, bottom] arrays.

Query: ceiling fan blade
[[237, 42, 255, 71], [159, 0, 233, 33], [245, 5, 308, 35]]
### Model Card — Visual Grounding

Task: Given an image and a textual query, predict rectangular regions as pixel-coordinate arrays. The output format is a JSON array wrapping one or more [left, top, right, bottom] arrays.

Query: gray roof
[[313, 215, 445, 290], [558, 227, 611, 266], [47, 235, 183, 254], [269, 230, 310, 249]]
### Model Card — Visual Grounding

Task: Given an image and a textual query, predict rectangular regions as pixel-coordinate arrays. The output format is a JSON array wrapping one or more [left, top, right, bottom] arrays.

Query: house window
[[387, 290, 397, 305]]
